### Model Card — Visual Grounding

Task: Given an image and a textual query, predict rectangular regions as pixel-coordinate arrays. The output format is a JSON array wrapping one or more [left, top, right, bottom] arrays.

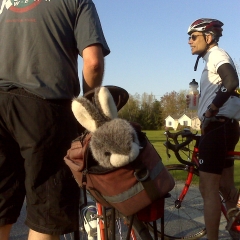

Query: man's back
[[0, 1, 110, 240], [0, 0, 109, 99]]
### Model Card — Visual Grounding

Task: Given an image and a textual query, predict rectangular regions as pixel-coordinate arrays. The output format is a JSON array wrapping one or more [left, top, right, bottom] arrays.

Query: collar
[[202, 45, 218, 61]]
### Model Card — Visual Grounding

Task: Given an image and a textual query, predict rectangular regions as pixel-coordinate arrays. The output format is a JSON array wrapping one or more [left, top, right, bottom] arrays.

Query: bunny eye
[[104, 152, 111, 157]]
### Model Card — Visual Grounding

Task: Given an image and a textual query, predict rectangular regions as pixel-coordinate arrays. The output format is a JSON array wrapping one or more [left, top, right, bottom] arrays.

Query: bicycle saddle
[[83, 85, 129, 111]]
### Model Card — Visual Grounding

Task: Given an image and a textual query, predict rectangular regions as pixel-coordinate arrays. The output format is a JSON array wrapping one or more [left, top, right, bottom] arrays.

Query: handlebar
[[164, 129, 199, 166]]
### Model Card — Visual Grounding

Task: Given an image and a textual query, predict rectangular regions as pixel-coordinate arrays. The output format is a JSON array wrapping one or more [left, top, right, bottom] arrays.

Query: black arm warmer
[[212, 63, 239, 108]]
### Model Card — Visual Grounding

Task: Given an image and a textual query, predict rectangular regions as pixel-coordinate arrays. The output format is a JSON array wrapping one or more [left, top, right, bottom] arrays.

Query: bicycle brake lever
[[163, 142, 171, 160], [166, 148, 171, 160]]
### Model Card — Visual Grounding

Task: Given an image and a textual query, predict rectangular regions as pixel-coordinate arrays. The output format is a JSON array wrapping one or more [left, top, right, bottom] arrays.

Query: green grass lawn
[[144, 130, 240, 187]]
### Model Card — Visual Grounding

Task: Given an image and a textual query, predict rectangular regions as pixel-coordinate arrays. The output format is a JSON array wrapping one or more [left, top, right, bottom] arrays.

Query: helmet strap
[[194, 55, 201, 71], [194, 33, 216, 71]]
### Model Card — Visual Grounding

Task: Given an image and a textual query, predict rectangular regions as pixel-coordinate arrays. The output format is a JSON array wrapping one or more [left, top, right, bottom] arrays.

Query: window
[[183, 121, 188, 126], [168, 121, 172, 126]]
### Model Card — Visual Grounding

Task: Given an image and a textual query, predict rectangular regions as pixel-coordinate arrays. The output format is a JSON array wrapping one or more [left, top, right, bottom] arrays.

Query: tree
[[160, 91, 184, 118], [118, 94, 140, 122], [150, 100, 163, 129], [119, 92, 163, 130], [137, 93, 162, 129], [160, 90, 196, 121]]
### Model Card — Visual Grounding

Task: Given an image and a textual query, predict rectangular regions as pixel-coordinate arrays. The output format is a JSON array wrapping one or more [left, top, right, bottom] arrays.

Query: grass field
[[144, 130, 240, 187]]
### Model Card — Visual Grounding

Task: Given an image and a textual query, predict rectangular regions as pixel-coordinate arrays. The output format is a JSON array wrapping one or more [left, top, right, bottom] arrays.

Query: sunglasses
[[188, 34, 203, 41]]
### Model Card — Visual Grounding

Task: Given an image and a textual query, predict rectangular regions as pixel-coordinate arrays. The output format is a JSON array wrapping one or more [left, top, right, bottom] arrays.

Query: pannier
[[64, 85, 175, 216], [64, 125, 175, 216]]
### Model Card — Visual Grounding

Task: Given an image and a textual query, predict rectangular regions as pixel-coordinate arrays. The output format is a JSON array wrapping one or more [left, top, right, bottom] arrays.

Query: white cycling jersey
[[198, 46, 236, 120]]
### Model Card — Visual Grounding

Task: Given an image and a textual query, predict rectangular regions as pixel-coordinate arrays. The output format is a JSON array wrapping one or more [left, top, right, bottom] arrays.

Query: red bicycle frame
[[176, 145, 240, 232]]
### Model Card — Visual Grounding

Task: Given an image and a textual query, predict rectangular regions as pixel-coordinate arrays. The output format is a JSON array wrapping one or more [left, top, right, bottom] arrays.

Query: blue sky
[[78, 1, 240, 99]]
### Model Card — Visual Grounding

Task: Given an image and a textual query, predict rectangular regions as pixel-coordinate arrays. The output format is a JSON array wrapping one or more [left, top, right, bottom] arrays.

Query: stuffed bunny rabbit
[[72, 86, 140, 169]]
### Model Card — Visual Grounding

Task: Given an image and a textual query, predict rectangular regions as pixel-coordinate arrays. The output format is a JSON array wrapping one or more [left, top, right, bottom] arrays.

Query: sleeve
[[212, 63, 239, 108], [74, 0, 110, 57], [212, 50, 232, 72]]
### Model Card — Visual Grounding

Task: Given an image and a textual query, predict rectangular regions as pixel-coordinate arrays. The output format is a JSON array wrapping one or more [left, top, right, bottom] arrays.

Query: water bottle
[[188, 79, 199, 110]]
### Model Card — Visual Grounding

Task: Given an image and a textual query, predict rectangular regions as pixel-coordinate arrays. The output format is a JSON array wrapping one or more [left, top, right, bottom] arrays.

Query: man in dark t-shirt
[[0, 0, 110, 239]]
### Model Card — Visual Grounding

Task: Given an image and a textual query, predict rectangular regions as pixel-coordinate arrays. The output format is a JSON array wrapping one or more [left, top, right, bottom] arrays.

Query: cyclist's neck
[[194, 43, 218, 71]]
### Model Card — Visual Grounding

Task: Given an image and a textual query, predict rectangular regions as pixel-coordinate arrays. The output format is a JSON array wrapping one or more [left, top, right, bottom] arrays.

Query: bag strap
[[134, 161, 161, 201], [70, 131, 91, 206], [82, 170, 88, 206]]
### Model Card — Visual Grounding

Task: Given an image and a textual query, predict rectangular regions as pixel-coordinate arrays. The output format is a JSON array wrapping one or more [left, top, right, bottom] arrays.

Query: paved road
[[10, 199, 234, 240], [9, 200, 73, 240], [10, 200, 28, 240]]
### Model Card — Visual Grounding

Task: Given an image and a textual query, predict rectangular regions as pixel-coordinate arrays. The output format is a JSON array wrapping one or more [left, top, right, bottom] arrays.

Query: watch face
[[208, 107, 218, 114]]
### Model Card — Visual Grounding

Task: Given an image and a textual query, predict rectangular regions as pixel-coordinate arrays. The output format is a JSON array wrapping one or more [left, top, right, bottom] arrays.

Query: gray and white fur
[[72, 87, 140, 169]]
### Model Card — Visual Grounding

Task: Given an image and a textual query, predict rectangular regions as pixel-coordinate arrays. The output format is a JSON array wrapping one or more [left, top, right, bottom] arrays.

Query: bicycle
[[74, 191, 162, 240], [147, 128, 240, 239], [79, 201, 138, 240]]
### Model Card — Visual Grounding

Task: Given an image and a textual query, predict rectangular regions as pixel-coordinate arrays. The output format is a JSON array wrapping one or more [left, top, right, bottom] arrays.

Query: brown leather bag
[[64, 128, 175, 216]]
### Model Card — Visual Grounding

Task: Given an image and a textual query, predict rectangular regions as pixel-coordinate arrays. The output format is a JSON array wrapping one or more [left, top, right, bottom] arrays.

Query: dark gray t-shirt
[[0, 0, 110, 99]]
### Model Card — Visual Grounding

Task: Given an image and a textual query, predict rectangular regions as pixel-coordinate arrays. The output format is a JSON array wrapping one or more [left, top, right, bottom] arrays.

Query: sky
[[78, 1, 240, 100]]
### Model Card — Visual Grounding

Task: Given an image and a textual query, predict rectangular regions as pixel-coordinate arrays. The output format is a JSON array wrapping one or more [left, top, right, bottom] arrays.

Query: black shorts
[[0, 88, 80, 235], [198, 118, 239, 175]]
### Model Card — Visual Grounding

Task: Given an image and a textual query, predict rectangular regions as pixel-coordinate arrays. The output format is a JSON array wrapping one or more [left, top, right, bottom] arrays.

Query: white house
[[165, 114, 200, 130], [178, 114, 191, 128]]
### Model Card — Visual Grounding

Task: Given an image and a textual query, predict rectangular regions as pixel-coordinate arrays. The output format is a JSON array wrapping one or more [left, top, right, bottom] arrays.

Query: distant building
[[165, 114, 200, 130]]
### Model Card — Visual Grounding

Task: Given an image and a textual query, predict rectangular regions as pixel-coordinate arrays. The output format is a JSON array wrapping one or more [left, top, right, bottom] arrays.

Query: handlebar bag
[[64, 127, 175, 216]]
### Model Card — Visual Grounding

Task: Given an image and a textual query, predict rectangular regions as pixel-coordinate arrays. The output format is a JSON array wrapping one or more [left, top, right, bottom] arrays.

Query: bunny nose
[[110, 142, 140, 167], [110, 154, 130, 167]]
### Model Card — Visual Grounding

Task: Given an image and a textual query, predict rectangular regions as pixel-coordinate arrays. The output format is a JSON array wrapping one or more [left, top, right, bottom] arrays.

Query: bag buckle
[[134, 169, 149, 181]]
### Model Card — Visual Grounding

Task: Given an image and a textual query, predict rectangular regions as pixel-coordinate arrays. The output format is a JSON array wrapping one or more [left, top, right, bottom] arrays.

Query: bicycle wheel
[[113, 211, 154, 240], [147, 164, 206, 239], [79, 204, 153, 240]]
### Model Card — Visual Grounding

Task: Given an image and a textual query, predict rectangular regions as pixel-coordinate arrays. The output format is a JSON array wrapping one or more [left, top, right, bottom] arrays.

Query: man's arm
[[211, 63, 239, 108], [82, 44, 104, 94]]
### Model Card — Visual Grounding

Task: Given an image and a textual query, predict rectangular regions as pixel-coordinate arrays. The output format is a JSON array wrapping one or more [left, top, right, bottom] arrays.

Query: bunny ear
[[72, 97, 105, 132], [95, 87, 118, 119]]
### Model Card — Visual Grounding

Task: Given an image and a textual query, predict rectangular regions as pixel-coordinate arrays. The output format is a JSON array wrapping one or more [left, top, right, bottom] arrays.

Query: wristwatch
[[207, 105, 219, 114]]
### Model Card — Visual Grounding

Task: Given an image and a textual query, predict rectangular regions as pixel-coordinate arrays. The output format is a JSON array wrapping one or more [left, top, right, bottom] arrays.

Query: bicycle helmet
[[188, 18, 223, 36]]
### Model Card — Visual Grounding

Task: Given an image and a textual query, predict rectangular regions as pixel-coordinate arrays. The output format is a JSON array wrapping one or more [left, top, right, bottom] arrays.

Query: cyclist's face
[[188, 32, 206, 55]]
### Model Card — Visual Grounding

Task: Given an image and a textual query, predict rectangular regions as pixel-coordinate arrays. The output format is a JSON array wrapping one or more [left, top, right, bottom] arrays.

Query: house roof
[[178, 114, 191, 121], [165, 114, 189, 120], [165, 114, 181, 120]]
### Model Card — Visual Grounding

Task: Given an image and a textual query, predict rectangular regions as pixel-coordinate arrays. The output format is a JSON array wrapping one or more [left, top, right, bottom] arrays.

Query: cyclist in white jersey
[[188, 18, 239, 240]]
